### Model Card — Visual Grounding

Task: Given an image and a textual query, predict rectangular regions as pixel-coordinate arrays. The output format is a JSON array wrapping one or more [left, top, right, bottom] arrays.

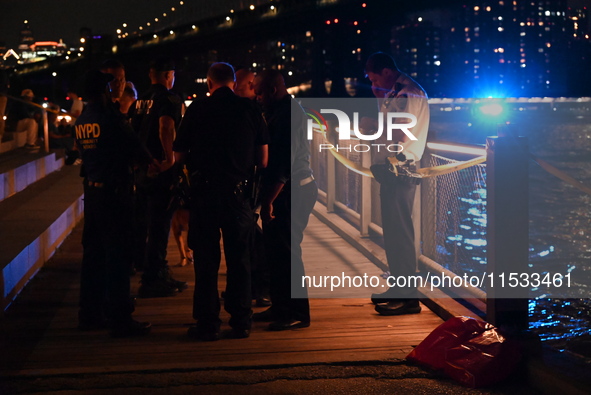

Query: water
[[430, 99, 591, 353]]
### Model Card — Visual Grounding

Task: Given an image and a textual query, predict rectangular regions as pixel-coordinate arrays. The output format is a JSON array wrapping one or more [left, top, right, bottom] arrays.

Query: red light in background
[[334, 18, 339, 23], [326, 20, 331, 24]]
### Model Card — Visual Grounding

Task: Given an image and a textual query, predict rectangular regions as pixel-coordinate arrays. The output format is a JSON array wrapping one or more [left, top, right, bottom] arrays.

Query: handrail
[[1, 93, 57, 153]]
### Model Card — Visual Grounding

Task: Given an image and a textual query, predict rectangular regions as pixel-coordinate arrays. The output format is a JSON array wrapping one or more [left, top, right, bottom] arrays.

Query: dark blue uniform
[[132, 84, 183, 289], [174, 86, 268, 335], [262, 96, 317, 327], [75, 102, 152, 329]]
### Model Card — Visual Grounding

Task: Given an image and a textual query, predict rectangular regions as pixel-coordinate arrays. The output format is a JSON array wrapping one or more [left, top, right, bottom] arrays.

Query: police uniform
[[75, 72, 153, 335], [261, 95, 318, 329], [373, 71, 430, 309], [132, 82, 184, 293], [173, 86, 268, 337]]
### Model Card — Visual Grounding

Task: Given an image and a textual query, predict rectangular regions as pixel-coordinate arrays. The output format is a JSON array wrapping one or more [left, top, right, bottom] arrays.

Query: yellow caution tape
[[314, 121, 591, 195], [314, 123, 486, 179], [416, 155, 486, 178]]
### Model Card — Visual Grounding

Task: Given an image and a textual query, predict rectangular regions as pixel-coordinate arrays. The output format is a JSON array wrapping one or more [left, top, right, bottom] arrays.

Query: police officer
[[75, 70, 153, 337], [361, 52, 430, 315], [252, 69, 318, 331], [174, 62, 268, 341], [132, 57, 186, 297]]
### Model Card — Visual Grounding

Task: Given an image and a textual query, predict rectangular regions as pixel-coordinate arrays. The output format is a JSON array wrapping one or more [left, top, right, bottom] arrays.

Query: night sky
[[1, 0, 590, 50], [0, 0, 189, 49]]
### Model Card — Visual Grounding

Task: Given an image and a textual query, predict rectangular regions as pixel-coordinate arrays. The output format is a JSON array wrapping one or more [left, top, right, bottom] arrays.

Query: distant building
[[391, 1, 590, 97], [18, 21, 35, 54], [391, 19, 444, 96]]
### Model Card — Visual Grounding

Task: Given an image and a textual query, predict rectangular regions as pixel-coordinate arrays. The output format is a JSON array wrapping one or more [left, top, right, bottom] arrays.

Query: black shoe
[[229, 328, 251, 339], [110, 320, 151, 338], [255, 297, 272, 307], [371, 291, 397, 305], [187, 325, 220, 341], [168, 277, 188, 292], [138, 279, 179, 298], [253, 308, 275, 322], [160, 267, 188, 291], [268, 320, 310, 331], [375, 300, 421, 316]]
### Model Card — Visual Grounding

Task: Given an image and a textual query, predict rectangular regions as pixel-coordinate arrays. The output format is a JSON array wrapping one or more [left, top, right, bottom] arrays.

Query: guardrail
[[1, 93, 52, 153], [309, 130, 530, 328]]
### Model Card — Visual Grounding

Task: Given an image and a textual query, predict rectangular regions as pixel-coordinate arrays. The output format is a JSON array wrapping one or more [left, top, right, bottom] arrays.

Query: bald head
[[235, 69, 256, 99], [252, 69, 288, 107]]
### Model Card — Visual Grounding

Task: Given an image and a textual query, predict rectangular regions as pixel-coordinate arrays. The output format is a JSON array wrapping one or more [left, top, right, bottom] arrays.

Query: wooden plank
[[1, 215, 443, 378]]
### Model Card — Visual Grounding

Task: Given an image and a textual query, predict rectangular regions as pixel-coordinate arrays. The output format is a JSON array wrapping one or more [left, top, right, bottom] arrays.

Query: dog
[[170, 167, 193, 267], [171, 206, 193, 266]]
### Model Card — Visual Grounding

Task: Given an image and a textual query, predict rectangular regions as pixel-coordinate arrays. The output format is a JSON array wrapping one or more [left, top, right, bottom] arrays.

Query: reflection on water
[[431, 99, 591, 352]]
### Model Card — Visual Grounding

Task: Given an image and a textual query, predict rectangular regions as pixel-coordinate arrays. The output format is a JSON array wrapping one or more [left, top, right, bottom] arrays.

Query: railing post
[[42, 109, 49, 152], [420, 152, 437, 258], [359, 150, 371, 237], [486, 136, 529, 331], [326, 148, 336, 213]]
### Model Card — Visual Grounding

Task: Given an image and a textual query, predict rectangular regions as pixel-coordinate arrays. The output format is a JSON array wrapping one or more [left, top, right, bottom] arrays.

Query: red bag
[[406, 316, 521, 388]]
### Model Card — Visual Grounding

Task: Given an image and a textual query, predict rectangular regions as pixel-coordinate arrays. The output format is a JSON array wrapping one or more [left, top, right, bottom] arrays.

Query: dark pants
[[380, 179, 418, 300], [137, 169, 175, 281], [251, 214, 270, 299], [79, 185, 134, 325], [188, 189, 254, 331], [264, 180, 318, 323]]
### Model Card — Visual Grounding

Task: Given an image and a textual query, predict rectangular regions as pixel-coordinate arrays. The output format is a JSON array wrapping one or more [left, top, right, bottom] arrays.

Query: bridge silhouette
[[11, 0, 465, 102]]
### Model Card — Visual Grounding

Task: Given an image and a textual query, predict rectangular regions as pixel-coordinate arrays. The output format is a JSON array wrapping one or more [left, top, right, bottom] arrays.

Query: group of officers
[[74, 50, 430, 340], [74, 58, 318, 340]]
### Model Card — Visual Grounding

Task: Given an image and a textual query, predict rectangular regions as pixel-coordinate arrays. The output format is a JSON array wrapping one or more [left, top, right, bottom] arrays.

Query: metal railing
[[310, 132, 488, 270], [1, 93, 51, 153]]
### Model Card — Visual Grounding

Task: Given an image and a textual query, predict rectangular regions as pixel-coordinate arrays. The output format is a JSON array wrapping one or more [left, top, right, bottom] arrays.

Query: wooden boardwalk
[[0, 211, 443, 378]]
